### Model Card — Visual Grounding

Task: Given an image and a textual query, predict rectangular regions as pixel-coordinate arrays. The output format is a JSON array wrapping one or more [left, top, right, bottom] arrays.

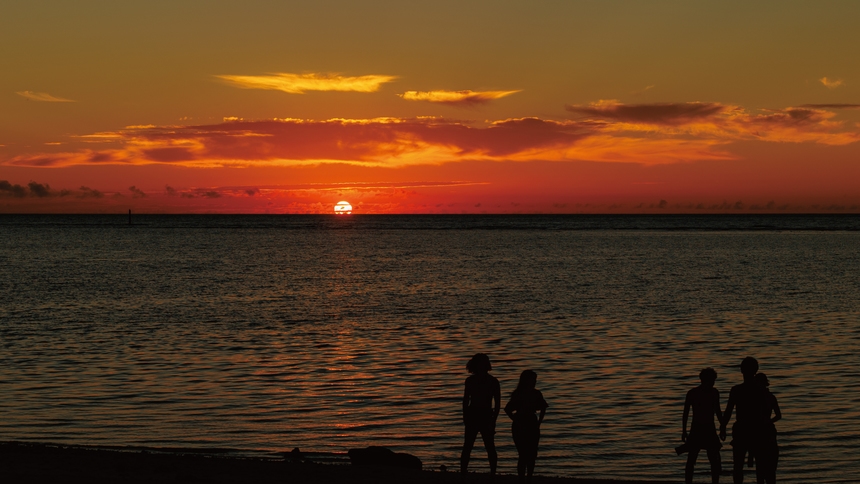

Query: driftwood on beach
[[0, 441, 673, 484]]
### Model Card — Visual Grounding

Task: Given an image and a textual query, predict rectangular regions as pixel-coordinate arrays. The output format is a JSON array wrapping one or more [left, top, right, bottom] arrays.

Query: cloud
[[0, 181, 112, 199], [0, 117, 730, 167], [630, 85, 655, 96], [566, 100, 728, 125], [215, 73, 397, 94], [222, 181, 485, 193], [820, 77, 844, 89], [28, 182, 51, 197], [142, 147, 197, 162], [5, 102, 860, 169], [5, 150, 133, 167], [725, 107, 859, 144], [79, 186, 104, 198], [129, 186, 146, 198], [0, 180, 28, 197], [799, 103, 860, 109], [398, 89, 521, 106], [16, 91, 76, 102], [566, 101, 860, 145], [2, 117, 598, 167]]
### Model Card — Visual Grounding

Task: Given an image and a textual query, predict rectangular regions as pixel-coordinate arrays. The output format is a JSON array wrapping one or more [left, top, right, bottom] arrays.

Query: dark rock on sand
[[286, 447, 304, 462], [348, 446, 423, 470]]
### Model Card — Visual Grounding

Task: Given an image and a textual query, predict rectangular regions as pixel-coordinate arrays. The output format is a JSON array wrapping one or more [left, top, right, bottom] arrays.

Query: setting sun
[[334, 201, 353, 214]]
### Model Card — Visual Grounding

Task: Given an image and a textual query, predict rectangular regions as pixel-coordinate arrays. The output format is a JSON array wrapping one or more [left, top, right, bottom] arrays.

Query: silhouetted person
[[753, 373, 781, 484], [461, 353, 501, 479], [678, 367, 722, 484], [721, 357, 759, 484], [504, 370, 548, 484]]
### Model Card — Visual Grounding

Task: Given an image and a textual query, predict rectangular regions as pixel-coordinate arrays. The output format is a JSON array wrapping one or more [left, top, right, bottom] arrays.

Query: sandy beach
[[0, 441, 674, 484]]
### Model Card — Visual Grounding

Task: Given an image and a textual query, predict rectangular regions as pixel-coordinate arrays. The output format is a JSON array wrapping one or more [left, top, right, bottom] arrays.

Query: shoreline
[[0, 441, 674, 484]]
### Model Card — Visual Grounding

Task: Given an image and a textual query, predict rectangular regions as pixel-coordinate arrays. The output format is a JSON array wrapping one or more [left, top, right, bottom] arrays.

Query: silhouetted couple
[[460, 353, 547, 483], [722, 357, 782, 484], [679, 357, 782, 484]]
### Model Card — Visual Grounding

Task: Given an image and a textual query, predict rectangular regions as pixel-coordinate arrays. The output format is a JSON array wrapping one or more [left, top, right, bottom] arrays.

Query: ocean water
[[1, 214, 859, 483]]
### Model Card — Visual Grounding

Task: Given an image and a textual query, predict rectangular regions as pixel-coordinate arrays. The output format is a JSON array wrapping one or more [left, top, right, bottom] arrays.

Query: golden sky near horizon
[[1, 0, 859, 213]]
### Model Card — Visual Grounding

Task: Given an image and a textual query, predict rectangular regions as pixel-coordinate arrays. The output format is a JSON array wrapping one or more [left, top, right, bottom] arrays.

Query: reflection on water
[[1, 215, 858, 483]]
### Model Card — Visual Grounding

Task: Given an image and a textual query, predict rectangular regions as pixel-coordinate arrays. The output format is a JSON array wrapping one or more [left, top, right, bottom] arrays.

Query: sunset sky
[[2, 1, 859, 213]]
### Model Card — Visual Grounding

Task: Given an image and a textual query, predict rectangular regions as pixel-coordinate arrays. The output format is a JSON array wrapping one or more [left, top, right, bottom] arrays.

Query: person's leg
[[461, 426, 478, 475], [769, 444, 778, 483], [732, 443, 746, 484], [516, 456, 525, 481], [706, 447, 721, 484], [685, 448, 700, 484], [527, 429, 540, 480], [480, 429, 498, 478], [512, 424, 525, 481], [760, 444, 777, 484], [758, 452, 771, 484]]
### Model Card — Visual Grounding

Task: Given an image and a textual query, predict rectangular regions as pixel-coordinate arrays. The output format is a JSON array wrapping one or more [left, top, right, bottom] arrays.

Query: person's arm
[[771, 395, 781, 424], [681, 392, 691, 442], [713, 389, 723, 425], [492, 378, 501, 422], [462, 379, 470, 423], [538, 407, 546, 426], [504, 396, 515, 420], [720, 391, 734, 441]]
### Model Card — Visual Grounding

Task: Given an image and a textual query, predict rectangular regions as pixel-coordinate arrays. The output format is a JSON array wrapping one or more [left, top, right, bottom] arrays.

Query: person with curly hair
[[461, 353, 501, 479]]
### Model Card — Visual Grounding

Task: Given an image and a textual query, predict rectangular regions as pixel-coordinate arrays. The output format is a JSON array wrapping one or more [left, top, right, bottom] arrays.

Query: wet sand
[[0, 441, 673, 484]]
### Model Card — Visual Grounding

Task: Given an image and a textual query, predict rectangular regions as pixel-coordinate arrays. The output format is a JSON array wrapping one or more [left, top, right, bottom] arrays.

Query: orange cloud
[[4, 117, 591, 167], [567, 101, 860, 146], [215, 73, 397, 93], [16, 91, 76, 102], [398, 89, 520, 105], [726, 107, 858, 144], [819, 77, 844, 89], [6, 103, 860, 169], [0, 117, 738, 168]]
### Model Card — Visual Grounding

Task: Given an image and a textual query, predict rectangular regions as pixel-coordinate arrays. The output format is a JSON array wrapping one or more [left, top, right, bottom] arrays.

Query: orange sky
[[2, 1, 859, 213]]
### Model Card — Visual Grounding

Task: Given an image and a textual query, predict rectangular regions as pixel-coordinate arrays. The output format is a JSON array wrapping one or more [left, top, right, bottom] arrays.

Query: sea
[[1, 214, 858, 483]]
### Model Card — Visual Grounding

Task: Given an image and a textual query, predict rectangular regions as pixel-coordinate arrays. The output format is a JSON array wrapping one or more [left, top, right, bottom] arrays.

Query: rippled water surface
[[1, 215, 859, 482]]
